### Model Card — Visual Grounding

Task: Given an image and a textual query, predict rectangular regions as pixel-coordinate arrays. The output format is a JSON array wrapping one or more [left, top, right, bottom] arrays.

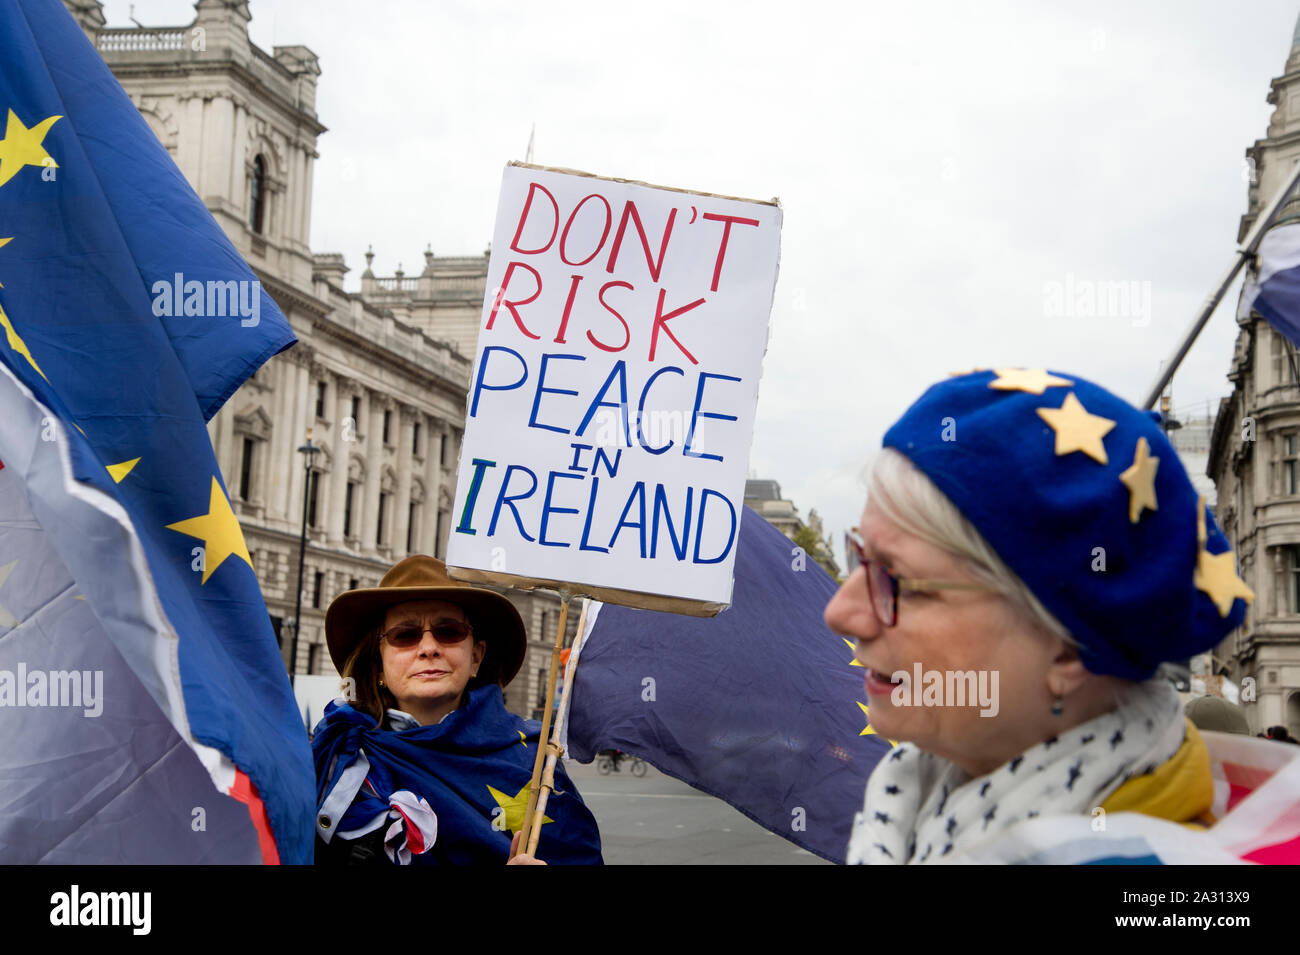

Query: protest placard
[[446, 163, 781, 614]]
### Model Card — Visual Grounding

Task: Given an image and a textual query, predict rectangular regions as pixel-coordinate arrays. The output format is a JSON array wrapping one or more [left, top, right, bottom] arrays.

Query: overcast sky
[[105, 0, 1300, 565]]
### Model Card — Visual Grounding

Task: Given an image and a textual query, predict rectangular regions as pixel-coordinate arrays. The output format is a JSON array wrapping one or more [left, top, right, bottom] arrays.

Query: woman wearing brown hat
[[311, 555, 603, 865]]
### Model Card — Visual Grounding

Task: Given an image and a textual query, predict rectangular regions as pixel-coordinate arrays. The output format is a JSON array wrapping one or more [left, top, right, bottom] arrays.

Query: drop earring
[[1051, 696, 1063, 717]]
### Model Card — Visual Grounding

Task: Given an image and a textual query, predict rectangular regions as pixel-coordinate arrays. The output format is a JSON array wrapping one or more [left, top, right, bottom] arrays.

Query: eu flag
[[313, 685, 604, 864], [0, 0, 311, 861], [564, 507, 892, 863]]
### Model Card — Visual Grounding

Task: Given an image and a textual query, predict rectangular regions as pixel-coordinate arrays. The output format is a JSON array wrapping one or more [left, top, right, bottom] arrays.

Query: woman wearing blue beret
[[825, 369, 1300, 864]]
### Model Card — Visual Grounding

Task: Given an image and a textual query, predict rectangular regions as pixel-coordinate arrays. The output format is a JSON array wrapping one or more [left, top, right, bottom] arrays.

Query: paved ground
[[562, 758, 830, 865]]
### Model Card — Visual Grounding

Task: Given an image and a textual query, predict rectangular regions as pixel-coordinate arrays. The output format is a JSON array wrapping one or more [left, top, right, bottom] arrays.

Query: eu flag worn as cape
[[0, 0, 311, 861], [564, 506, 892, 863], [313, 685, 603, 865]]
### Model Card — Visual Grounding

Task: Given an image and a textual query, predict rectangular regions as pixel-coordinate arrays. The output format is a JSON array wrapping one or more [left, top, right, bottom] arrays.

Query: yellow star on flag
[[106, 457, 140, 484], [1118, 437, 1159, 523], [165, 476, 253, 584], [517, 731, 528, 748], [487, 782, 551, 833], [857, 701, 897, 746], [0, 109, 62, 190], [988, 368, 1073, 394], [843, 638, 863, 667], [1191, 494, 1253, 617], [1036, 392, 1115, 465], [0, 301, 48, 382]]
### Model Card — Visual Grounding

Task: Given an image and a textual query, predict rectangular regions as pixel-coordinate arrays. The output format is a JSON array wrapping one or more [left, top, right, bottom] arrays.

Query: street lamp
[[291, 430, 319, 686]]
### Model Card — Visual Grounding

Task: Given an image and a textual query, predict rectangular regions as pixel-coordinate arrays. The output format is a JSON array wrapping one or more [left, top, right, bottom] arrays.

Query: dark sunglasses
[[381, 620, 474, 648], [847, 530, 995, 627]]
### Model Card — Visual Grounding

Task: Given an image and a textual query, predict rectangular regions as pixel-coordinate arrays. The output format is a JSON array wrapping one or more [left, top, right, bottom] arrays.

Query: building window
[[306, 471, 320, 528], [343, 481, 356, 538], [1286, 434, 1299, 495], [413, 422, 421, 455], [349, 577, 359, 591], [440, 433, 450, 468], [250, 155, 266, 235], [315, 381, 327, 419], [407, 501, 417, 553], [350, 396, 361, 432], [308, 642, 320, 675], [239, 437, 255, 501], [312, 570, 324, 609], [1274, 330, 1298, 386], [1289, 546, 1300, 613], [436, 510, 447, 559], [383, 409, 392, 445], [377, 492, 389, 546]]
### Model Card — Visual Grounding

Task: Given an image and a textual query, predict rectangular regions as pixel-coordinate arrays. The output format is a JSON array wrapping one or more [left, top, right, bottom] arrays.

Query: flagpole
[[524, 597, 589, 856], [513, 590, 570, 858], [1142, 161, 1300, 410]]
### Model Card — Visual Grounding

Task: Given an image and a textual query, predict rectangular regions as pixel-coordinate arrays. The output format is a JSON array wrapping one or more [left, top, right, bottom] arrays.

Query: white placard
[[446, 164, 781, 611]]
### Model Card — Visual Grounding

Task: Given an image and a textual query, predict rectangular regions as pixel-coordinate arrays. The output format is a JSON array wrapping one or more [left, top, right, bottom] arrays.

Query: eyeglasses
[[847, 531, 997, 627], [381, 620, 473, 649]]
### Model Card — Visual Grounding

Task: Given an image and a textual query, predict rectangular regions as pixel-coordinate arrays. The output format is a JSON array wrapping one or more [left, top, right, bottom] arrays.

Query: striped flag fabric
[[1239, 222, 1300, 343], [0, 0, 311, 862], [953, 733, 1300, 865]]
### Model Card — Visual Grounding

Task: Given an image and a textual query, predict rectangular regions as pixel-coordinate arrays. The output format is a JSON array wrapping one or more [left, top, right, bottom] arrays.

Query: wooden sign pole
[[512, 591, 570, 858], [524, 598, 589, 856]]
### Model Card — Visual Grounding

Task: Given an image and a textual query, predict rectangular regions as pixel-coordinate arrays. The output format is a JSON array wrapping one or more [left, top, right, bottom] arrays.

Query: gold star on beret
[[1192, 495, 1253, 617], [1119, 436, 1159, 523], [1036, 392, 1115, 465], [988, 368, 1073, 394]]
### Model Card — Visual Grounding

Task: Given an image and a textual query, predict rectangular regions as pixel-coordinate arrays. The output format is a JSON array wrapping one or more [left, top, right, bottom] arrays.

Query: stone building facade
[[71, 0, 575, 719], [1206, 18, 1300, 737], [743, 479, 840, 578]]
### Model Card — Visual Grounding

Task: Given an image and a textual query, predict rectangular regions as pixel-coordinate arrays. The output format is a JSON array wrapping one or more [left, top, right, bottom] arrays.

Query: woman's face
[[824, 496, 1062, 776], [378, 599, 486, 722]]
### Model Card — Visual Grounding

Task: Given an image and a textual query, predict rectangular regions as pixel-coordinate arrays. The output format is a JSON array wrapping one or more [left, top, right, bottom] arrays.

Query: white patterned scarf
[[846, 679, 1186, 864]]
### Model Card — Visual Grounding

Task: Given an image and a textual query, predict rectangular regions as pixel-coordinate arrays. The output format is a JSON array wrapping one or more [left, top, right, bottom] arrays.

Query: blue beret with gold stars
[[881, 368, 1251, 680]]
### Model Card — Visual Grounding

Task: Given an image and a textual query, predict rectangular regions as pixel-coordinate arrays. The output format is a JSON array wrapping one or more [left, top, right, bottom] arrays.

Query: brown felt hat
[[324, 555, 526, 688]]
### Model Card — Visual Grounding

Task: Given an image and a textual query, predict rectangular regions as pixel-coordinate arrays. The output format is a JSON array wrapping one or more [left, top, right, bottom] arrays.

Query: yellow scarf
[[1099, 719, 1214, 828]]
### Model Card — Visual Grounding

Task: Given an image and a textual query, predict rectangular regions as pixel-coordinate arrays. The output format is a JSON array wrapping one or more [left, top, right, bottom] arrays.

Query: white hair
[[867, 448, 1075, 646]]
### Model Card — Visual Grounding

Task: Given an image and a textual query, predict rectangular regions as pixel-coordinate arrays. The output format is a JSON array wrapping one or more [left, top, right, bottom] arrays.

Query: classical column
[[222, 404, 241, 489], [361, 392, 386, 554], [394, 406, 416, 557], [424, 417, 445, 557], [268, 358, 295, 521], [287, 358, 312, 527], [327, 376, 355, 546]]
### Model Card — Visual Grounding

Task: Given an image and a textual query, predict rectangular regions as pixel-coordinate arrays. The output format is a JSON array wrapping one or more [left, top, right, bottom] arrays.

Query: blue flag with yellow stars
[[0, 0, 310, 861], [564, 506, 893, 863], [312, 685, 604, 865]]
